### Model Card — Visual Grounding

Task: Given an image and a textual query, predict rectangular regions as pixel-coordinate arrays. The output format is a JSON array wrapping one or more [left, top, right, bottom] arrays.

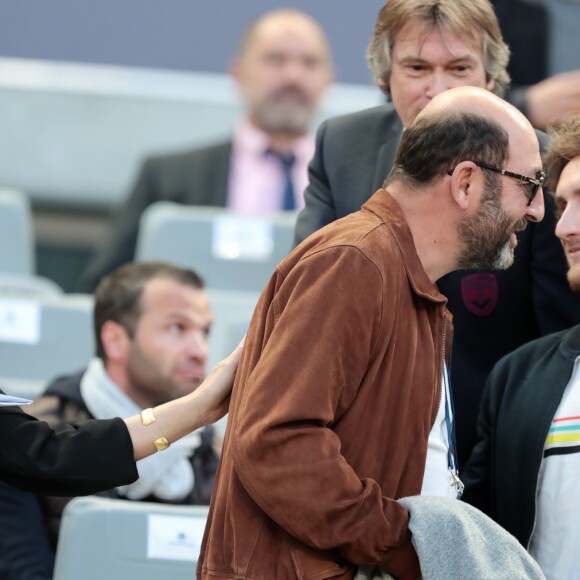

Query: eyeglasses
[[447, 162, 546, 206]]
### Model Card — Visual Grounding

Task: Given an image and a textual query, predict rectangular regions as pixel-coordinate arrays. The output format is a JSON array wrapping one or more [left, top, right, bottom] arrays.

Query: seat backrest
[[0, 273, 63, 298], [53, 496, 209, 580], [0, 293, 94, 384], [135, 203, 295, 293], [0, 188, 34, 275], [204, 288, 261, 436], [206, 288, 259, 370]]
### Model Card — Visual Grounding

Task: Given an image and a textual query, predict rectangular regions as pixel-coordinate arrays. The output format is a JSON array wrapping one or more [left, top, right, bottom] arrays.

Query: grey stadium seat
[[135, 202, 296, 293], [0, 293, 94, 399], [0, 188, 34, 275], [53, 496, 209, 580]]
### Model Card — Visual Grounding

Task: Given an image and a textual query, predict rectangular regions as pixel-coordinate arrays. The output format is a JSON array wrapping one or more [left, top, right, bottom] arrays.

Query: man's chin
[[256, 105, 312, 135], [168, 378, 204, 398], [491, 242, 515, 270]]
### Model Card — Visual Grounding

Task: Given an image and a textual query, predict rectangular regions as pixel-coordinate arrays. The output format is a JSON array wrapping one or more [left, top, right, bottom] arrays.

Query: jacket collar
[[560, 324, 580, 358], [363, 190, 447, 305]]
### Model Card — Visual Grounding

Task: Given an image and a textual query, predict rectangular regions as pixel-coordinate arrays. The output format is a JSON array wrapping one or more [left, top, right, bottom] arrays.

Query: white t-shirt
[[529, 356, 580, 579], [421, 363, 458, 498]]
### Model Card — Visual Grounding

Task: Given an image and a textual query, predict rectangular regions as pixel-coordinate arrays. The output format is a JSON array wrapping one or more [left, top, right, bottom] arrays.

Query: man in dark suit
[[294, 0, 580, 469], [78, 9, 333, 292]]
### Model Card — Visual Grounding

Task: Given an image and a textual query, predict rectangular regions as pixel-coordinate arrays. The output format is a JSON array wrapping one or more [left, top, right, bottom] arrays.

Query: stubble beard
[[253, 86, 314, 135], [456, 181, 523, 271], [125, 344, 198, 407]]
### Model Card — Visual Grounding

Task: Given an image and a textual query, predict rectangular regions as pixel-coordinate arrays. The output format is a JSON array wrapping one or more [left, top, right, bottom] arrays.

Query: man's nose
[[556, 202, 578, 241], [281, 58, 307, 84], [188, 332, 209, 362], [525, 188, 545, 223], [425, 71, 451, 99]]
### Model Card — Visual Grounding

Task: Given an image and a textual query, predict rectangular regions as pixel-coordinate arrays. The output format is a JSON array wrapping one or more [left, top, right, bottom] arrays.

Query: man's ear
[[449, 161, 479, 211], [377, 77, 391, 99], [229, 57, 243, 87], [100, 321, 131, 362]]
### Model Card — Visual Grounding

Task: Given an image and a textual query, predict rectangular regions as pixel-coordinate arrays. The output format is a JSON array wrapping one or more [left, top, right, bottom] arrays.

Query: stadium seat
[[135, 203, 295, 292], [53, 496, 209, 580]]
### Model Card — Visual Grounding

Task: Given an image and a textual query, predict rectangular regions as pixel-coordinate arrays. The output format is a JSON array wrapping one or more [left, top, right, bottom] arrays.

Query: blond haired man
[[295, 0, 580, 469]]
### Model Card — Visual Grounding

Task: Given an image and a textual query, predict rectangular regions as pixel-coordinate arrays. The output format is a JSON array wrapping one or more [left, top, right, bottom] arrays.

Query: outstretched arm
[[0, 342, 242, 495]]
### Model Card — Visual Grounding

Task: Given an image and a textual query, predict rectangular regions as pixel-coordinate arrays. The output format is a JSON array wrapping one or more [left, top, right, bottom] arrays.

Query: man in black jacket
[[294, 0, 580, 469], [463, 116, 580, 579], [0, 261, 217, 580]]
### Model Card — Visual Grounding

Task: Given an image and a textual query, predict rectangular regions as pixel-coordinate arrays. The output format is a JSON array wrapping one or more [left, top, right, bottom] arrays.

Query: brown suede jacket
[[199, 190, 451, 580]]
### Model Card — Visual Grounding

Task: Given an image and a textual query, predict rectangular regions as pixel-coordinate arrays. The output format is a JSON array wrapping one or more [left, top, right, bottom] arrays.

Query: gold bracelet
[[141, 408, 171, 452], [141, 407, 156, 426], [153, 437, 170, 452]]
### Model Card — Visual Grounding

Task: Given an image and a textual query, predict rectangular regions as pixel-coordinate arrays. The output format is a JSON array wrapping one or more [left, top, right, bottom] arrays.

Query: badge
[[460, 273, 498, 316]]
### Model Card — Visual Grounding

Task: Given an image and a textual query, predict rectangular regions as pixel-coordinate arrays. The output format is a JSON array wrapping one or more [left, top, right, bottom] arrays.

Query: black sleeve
[[75, 157, 157, 292], [294, 120, 337, 246], [0, 404, 138, 496], [460, 371, 496, 517], [0, 482, 55, 580]]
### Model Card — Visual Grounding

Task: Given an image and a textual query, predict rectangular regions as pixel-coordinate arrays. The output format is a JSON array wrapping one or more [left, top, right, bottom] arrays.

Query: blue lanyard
[[443, 363, 464, 497]]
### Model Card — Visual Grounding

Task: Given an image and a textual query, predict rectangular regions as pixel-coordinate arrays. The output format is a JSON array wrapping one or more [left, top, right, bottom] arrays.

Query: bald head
[[387, 86, 541, 189], [231, 10, 333, 139], [419, 87, 536, 145], [239, 10, 331, 60]]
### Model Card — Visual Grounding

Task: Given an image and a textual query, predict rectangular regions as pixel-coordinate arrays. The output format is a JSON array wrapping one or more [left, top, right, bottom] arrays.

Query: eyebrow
[[165, 311, 211, 325], [397, 55, 478, 65]]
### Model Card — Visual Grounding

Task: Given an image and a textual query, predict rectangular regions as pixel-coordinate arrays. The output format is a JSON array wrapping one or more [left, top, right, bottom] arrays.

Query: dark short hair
[[367, 0, 510, 98], [94, 262, 204, 360], [385, 110, 510, 187], [545, 116, 580, 191]]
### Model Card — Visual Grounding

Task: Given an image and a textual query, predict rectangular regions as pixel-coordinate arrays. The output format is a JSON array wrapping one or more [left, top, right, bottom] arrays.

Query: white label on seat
[[212, 215, 274, 261], [147, 514, 206, 561], [0, 299, 40, 344]]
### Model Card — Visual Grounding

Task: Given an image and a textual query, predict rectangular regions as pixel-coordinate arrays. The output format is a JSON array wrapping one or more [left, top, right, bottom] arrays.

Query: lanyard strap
[[443, 363, 464, 497]]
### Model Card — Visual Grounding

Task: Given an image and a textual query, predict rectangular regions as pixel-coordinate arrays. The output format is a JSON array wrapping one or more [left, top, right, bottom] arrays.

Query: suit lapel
[[372, 115, 403, 191], [211, 142, 232, 207]]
